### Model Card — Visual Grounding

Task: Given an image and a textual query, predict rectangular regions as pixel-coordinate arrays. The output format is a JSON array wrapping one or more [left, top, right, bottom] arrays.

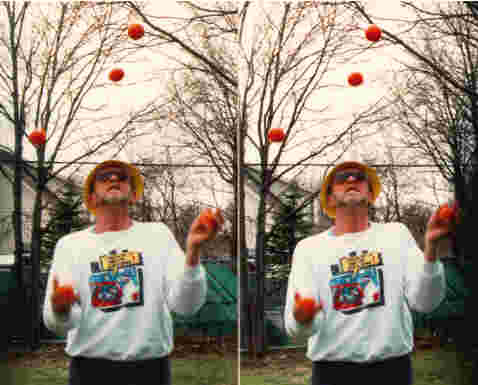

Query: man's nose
[[107, 173, 120, 182]]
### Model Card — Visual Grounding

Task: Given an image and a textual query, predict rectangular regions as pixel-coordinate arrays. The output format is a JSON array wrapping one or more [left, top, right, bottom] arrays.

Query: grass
[[412, 345, 472, 385], [4, 342, 473, 385], [174, 354, 237, 385], [240, 344, 473, 385], [5, 354, 238, 385]]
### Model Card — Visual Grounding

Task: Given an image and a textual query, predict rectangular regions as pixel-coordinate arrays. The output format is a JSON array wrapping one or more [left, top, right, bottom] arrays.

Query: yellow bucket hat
[[83, 160, 144, 215], [320, 161, 381, 218]]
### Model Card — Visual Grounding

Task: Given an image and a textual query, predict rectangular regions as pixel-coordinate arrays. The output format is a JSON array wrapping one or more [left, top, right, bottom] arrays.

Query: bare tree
[[347, 1, 476, 379], [131, 151, 191, 229], [348, 1, 476, 244], [170, 201, 234, 259], [361, 147, 433, 250], [125, 1, 238, 90], [123, 2, 239, 196], [1, 2, 155, 349], [238, 1, 391, 357], [129, 149, 234, 266], [122, 1, 242, 273]]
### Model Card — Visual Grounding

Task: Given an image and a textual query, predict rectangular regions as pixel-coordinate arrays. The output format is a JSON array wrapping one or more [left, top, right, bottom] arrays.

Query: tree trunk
[[13, 131, 24, 294], [29, 162, 46, 351], [13, 118, 25, 347], [469, 153, 478, 385], [231, 146, 238, 275], [238, 116, 250, 354], [254, 183, 267, 358]]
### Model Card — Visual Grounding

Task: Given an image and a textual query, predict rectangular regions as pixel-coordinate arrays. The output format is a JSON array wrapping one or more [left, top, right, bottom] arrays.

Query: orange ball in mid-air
[[268, 128, 285, 142], [348, 72, 363, 87], [109, 68, 124, 82], [28, 129, 46, 146], [365, 24, 381, 42], [128, 23, 144, 40]]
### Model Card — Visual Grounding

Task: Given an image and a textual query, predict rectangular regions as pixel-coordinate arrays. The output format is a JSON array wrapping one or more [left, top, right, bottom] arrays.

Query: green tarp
[[412, 260, 468, 329], [173, 262, 237, 336], [175, 262, 289, 345], [0, 269, 16, 295]]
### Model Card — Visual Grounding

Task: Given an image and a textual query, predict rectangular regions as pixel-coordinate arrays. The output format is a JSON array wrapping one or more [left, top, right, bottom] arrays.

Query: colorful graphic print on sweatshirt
[[89, 249, 144, 312], [329, 250, 385, 314]]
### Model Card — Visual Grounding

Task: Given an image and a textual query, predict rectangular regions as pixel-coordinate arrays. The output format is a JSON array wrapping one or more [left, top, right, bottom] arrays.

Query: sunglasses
[[333, 170, 367, 184], [95, 170, 129, 182]]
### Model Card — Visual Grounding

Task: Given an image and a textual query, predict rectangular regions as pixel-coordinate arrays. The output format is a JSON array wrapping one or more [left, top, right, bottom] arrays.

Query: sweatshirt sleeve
[[42, 237, 81, 337], [401, 223, 446, 313], [163, 225, 207, 316], [284, 238, 325, 339]]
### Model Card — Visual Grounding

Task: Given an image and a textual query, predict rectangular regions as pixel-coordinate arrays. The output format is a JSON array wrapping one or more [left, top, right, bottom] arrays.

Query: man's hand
[[186, 208, 224, 266], [424, 202, 458, 262], [293, 292, 323, 325], [51, 275, 80, 315]]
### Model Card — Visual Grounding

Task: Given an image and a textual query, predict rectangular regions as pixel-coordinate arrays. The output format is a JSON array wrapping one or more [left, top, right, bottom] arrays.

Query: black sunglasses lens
[[335, 171, 366, 183], [354, 171, 366, 181], [96, 171, 128, 182]]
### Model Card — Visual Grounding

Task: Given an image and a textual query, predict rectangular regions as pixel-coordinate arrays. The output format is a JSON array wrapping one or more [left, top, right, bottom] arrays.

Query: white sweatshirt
[[284, 222, 446, 363], [43, 221, 207, 361]]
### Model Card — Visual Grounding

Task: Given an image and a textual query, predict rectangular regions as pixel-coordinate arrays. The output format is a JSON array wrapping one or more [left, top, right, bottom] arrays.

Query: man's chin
[[337, 198, 368, 209], [100, 197, 129, 206]]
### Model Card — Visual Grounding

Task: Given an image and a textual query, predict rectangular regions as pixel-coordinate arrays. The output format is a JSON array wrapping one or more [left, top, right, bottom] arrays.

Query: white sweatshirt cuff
[[406, 259, 446, 313], [45, 304, 81, 337]]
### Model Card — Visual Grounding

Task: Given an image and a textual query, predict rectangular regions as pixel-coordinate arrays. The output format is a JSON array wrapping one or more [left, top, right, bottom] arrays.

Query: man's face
[[90, 166, 134, 209], [327, 168, 373, 212]]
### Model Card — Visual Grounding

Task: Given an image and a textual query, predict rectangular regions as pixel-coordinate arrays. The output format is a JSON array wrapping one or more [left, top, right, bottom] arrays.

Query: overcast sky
[[239, 0, 451, 208]]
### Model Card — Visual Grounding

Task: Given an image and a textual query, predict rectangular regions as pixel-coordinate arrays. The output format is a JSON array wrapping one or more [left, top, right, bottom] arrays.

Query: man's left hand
[[185, 208, 224, 266], [424, 208, 456, 262]]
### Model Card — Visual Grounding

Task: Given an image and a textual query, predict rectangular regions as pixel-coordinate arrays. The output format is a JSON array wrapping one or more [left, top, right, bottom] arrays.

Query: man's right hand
[[293, 292, 323, 325], [51, 276, 80, 315]]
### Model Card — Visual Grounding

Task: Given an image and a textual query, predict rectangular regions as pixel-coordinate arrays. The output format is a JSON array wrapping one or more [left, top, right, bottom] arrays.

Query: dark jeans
[[69, 355, 171, 385], [311, 354, 413, 385]]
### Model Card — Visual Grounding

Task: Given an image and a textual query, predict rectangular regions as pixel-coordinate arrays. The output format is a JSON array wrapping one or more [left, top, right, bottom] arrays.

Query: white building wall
[[0, 166, 41, 254]]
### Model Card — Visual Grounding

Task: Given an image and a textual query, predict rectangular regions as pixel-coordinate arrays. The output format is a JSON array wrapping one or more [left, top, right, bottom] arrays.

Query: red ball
[[28, 129, 46, 146], [437, 202, 459, 224], [348, 72, 363, 87], [199, 208, 220, 232], [298, 297, 317, 316], [438, 205, 454, 222], [365, 24, 381, 42], [128, 23, 144, 40], [268, 128, 285, 142], [109, 68, 124, 82], [53, 285, 76, 306], [295, 293, 318, 319]]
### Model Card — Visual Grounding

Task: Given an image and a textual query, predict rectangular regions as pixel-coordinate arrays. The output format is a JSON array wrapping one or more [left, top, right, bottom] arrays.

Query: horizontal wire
[[0, 159, 444, 168]]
